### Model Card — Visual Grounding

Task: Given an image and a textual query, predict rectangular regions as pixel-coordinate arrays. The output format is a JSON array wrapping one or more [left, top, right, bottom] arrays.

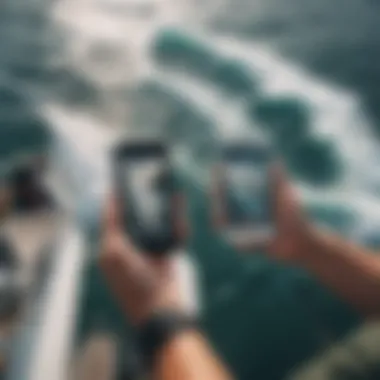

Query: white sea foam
[[46, 0, 380, 233]]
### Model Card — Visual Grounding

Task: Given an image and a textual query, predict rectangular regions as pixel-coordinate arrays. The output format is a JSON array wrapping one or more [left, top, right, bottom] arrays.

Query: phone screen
[[126, 158, 168, 233], [222, 144, 274, 241], [115, 142, 177, 254]]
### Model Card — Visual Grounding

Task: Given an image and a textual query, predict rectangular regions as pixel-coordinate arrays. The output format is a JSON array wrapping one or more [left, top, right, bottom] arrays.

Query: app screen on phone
[[223, 147, 272, 228], [124, 157, 172, 242]]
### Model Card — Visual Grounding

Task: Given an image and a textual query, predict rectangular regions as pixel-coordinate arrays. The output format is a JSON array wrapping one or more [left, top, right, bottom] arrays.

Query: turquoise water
[[75, 29, 369, 380], [213, 0, 380, 137], [1, 1, 380, 379]]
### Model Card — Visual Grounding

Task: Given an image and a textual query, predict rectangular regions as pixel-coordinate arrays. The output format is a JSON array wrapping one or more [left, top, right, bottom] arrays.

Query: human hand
[[266, 165, 316, 263], [99, 194, 188, 326], [211, 163, 316, 264]]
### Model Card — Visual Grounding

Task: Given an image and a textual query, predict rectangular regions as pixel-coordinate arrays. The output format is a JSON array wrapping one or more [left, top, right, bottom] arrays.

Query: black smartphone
[[113, 140, 178, 255], [214, 141, 275, 246]]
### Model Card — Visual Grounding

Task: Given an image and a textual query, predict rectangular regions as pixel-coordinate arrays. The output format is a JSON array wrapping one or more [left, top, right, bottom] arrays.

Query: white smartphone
[[214, 141, 275, 247]]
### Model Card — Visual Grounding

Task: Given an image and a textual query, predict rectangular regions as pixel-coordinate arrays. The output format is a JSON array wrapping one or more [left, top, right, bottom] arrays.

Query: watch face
[[119, 346, 145, 380]]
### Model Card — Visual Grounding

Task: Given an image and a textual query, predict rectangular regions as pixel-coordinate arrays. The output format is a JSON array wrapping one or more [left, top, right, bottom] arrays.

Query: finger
[[103, 194, 123, 237], [104, 192, 139, 244], [271, 162, 287, 201], [172, 192, 189, 242], [271, 162, 297, 218], [270, 162, 307, 245], [101, 194, 139, 262]]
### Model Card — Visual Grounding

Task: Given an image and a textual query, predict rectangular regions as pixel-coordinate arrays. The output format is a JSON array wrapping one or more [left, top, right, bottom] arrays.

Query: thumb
[[271, 163, 298, 218], [101, 195, 150, 291], [102, 194, 137, 260], [103, 194, 123, 237], [271, 163, 307, 243], [172, 193, 188, 242]]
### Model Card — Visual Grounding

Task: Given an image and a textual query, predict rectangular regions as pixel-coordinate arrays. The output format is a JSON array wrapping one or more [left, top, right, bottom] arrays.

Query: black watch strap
[[137, 309, 197, 370]]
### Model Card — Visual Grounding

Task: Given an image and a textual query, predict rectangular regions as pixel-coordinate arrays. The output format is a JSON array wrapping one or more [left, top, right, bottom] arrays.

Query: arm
[[262, 167, 380, 320], [297, 228, 380, 319], [154, 330, 233, 380], [100, 196, 234, 380]]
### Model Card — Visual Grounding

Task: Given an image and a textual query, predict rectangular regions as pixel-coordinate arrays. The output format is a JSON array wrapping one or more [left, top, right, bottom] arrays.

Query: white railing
[[7, 104, 115, 380]]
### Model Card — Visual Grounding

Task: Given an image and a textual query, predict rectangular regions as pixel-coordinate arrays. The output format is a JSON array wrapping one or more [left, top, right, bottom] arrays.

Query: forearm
[[298, 228, 380, 318], [153, 330, 233, 380]]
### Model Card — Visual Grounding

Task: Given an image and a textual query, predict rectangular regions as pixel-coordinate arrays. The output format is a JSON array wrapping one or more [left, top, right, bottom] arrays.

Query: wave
[[6, 0, 378, 244]]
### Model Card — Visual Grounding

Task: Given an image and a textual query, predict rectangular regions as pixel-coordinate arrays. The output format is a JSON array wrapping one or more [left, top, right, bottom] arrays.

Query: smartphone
[[113, 140, 178, 255], [214, 141, 275, 247]]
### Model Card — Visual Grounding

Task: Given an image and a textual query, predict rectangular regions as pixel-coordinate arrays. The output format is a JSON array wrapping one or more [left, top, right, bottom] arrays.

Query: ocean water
[[2, 0, 380, 379], [213, 0, 380, 135]]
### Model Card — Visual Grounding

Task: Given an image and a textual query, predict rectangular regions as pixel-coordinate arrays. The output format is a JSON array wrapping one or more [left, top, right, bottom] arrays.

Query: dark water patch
[[202, 268, 337, 380], [152, 29, 219, 78], [0, 85, 27, 110], [8, 61, 51, 84], [248, 95, 310, 149], [0, 118, 51, 158], [284, 136, 342, 186], [212, 59, 256, 96]]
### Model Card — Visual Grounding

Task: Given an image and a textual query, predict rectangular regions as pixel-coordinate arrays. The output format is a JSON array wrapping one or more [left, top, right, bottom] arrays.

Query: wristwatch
[[137, 309, 197, 369]]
